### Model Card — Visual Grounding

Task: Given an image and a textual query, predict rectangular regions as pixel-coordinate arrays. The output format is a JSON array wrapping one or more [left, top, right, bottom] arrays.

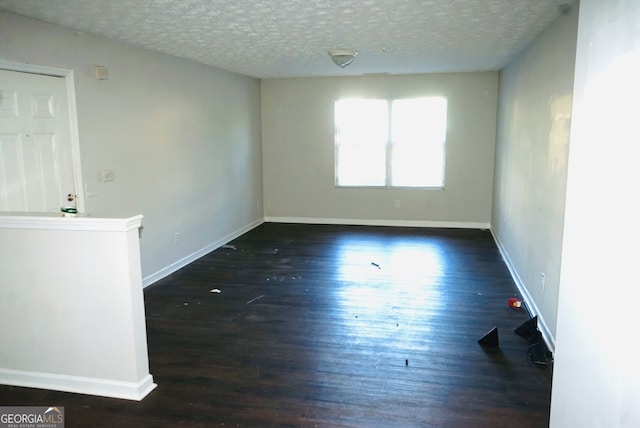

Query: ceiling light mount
[[329, 49, 358, 68]]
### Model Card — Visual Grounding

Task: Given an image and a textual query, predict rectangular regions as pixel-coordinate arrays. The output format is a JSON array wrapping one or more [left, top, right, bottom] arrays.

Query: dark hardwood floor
[[0, 223, 552, 427]]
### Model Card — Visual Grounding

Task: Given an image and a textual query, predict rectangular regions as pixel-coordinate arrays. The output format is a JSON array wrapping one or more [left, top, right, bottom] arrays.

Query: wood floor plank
[[0, 223, 552, 427]]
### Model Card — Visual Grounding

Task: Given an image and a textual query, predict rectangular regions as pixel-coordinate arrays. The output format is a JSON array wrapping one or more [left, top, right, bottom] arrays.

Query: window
[[334, 97, 447, 188]]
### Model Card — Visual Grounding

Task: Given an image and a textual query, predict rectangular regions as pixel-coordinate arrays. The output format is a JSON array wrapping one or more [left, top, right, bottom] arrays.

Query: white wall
[[492, 6, 579, 347], [550, 0, 640, 426], [0, 214, 155, 400], [0, 11, 263, 282], [261, 73, 498, 227]]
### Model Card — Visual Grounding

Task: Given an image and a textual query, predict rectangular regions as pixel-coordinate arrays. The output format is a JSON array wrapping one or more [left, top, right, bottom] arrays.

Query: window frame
[[334, 96, 447, 190]]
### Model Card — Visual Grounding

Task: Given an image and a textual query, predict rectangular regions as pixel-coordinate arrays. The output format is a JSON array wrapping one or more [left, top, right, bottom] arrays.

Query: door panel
[[0, 133, 26, 210], [0, 69, 75, 212]]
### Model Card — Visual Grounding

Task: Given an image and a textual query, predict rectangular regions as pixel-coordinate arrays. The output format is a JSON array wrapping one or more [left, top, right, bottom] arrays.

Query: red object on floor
[[508, 297, 522, 309]]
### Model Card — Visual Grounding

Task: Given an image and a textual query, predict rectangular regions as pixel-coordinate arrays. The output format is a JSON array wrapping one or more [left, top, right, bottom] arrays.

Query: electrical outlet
[[541, 273, 546, 290], [174, 232, 180, 244], [394, 200, 400, 208]]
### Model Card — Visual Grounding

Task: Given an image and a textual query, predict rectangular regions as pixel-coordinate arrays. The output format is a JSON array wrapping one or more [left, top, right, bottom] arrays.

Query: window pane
[[391, 145, 444, 187], [391, 97, 447, 187], [392, 97, 447, 146], [335, 99, 388, 186], [336, 146, 386, 186], [335, 99, 388, 147]]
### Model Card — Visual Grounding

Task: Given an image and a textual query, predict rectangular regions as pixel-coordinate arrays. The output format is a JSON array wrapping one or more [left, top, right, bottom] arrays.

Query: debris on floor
[[221, 244, 237, 250], [371, 262, 381, 269], [246, 295, 264, 304], [210, 289, 222, 293], [508, 297, 522, 309]]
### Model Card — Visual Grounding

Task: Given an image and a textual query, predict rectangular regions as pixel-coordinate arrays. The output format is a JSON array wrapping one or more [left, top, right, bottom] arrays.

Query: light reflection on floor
[[330, 235, 447, 341]]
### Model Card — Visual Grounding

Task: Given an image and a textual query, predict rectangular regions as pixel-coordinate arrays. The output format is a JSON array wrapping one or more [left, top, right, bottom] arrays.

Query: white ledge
[[0, 212, 143, 232]]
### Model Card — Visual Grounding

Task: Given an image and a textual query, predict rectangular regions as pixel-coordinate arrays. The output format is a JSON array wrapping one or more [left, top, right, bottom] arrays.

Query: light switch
[[100, 169, 115, 182]]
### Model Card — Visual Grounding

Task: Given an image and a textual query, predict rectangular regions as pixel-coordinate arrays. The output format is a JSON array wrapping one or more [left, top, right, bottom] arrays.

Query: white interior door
[[0, 69, 77, 212]]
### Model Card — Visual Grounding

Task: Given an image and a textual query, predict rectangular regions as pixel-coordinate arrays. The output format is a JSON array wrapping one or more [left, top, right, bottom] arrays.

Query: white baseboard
[[490, 228, 556, 354], [265, 216, 490, 229], [142, 218, 264, 288], [0, 369, 157, 401]]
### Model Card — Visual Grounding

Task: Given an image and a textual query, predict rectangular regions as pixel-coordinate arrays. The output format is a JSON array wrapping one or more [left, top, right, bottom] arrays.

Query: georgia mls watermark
[[0, 407, 64, 428]]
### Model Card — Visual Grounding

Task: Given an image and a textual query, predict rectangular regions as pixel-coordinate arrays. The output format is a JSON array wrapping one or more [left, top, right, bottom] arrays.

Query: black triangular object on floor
[[528, 328, 543, 344], [478, 327, 499, 347], [528, 341, 549, 365], [515, 316, 538, 337]]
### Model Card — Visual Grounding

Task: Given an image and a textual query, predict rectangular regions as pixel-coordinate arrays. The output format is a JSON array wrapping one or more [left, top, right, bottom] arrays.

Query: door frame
[[0, 59, 85, 213]]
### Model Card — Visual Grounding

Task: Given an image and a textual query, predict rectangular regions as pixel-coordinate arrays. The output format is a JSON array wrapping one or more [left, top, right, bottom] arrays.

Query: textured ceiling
[[0, 0, 570, 79]]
